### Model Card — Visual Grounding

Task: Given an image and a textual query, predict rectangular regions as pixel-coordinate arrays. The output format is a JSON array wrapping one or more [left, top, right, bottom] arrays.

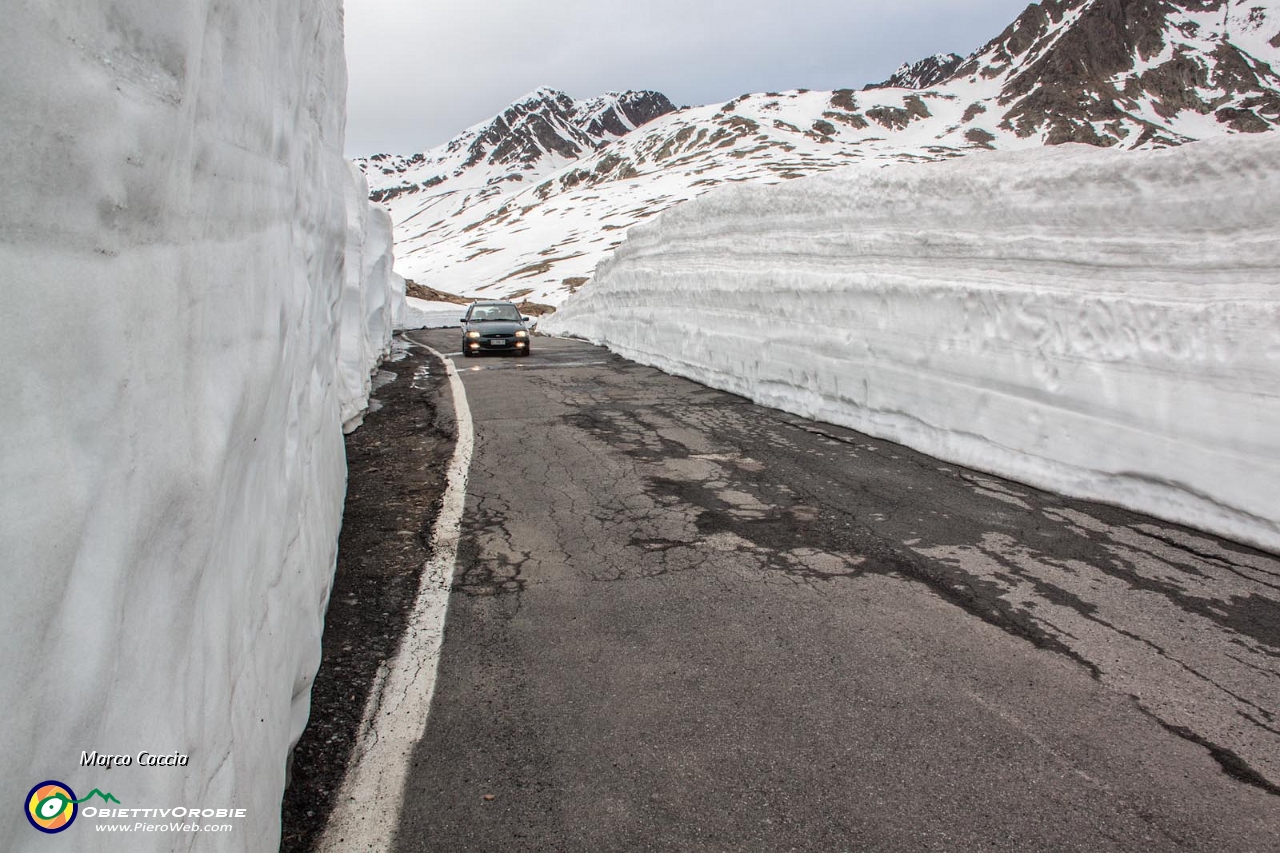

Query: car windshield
[[469, 305, 521, 322]]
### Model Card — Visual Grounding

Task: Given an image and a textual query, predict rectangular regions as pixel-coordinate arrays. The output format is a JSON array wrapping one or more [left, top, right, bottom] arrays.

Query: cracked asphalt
[[387, 329, 1279, 852]]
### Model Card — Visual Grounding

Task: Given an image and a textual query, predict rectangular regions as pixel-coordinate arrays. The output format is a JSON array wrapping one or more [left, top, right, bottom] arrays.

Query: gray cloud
[[343, 0, 1030, 157]]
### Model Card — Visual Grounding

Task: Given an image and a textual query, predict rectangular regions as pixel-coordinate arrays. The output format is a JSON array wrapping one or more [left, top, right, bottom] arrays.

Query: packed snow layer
[[544, 136, 1280, 553], [0, 2, 400, 850]]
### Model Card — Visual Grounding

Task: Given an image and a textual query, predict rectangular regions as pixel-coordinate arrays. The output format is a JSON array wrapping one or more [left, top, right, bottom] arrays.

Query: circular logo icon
[[26, 781, 77, 833]]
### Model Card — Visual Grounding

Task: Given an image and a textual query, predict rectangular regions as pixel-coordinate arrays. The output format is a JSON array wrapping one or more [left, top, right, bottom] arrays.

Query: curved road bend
[[391, 328, 1279, 852]]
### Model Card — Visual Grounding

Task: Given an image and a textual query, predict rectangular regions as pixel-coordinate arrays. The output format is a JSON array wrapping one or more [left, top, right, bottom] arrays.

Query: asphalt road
[[389, 328, 1280, 852]]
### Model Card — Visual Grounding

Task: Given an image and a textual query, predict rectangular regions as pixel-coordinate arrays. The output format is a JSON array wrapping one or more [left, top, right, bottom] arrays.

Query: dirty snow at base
[[0, 1, 404, 850], [543, 136, 1280, 553]]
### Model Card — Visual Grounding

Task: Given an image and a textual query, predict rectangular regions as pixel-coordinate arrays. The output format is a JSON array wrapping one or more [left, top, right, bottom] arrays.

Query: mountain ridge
[[365, 87, 676, 204]]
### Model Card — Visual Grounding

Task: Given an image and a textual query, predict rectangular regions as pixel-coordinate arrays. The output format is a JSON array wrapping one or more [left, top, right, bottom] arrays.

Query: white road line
[[316, 342, 474, 853]]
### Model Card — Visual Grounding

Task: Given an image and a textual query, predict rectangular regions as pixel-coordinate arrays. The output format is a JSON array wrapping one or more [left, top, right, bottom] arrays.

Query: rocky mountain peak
[[460, 87, 595, 169], [362, 88, 678, 198], [573, 91, 678, 138], [468, 88, 676, 171], [865, 52, 965, 90]]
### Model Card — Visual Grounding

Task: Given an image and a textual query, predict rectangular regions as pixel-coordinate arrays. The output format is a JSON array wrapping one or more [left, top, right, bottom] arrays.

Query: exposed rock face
[[865, 53, 965, 90], [867, 95, 932, 129], [463, 89, 598, 168], [577, 90, 679, 138], [954, 0, 1280, 147]]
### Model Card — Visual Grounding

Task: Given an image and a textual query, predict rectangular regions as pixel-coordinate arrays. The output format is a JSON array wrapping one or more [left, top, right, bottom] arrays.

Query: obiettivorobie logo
[[25, 781, 119, 834]]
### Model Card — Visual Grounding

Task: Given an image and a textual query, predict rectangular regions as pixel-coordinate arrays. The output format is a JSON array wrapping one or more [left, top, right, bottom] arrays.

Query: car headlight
[[465, 331, 480, 339], [515, 330, 527, 338]]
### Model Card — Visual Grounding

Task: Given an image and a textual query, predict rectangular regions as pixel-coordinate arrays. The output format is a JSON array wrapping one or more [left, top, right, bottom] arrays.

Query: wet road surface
[[390, 329, 1279, 852]]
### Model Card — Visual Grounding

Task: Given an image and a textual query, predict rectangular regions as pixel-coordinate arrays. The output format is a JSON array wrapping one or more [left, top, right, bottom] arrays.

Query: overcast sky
[[342, 0, 1031, 158]]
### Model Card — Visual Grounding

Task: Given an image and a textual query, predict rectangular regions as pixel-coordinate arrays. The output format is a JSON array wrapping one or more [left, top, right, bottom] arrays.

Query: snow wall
[[543, 136, 1280, 554], [340, 162, 405, 432], [0, 2, 402, 850]]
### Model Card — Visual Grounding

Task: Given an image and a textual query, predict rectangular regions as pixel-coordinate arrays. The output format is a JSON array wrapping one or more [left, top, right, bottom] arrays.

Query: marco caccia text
[[81, 751, 190, 769]]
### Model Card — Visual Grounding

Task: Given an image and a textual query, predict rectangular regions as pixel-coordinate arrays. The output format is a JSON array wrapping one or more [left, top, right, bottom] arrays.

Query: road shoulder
[[280, 335, 456, 853]]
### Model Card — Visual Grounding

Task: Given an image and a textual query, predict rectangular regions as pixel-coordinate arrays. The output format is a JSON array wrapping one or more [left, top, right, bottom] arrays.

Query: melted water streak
[[568, 402, 884, 594], [912, 510, 1280, 793]]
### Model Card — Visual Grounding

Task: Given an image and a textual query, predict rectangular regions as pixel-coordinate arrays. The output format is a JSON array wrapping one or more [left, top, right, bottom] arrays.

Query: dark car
[[460, 300, 534, 357]]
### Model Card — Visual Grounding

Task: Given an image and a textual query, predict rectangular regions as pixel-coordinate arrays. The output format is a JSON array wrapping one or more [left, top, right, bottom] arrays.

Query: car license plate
[[492, 339, 506, 346]]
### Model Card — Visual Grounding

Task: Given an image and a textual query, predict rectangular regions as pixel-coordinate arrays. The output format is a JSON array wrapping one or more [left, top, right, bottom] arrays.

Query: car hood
[[466, 321, 525, 334]]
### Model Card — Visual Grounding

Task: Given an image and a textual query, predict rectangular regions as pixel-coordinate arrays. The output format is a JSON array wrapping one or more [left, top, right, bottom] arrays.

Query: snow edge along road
[[316, 340, 474, 853]]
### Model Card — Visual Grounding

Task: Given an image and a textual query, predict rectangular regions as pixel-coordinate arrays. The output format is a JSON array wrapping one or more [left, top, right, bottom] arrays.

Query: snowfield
[[543, 136, 1280, 554], [0, 2, 401, 850]]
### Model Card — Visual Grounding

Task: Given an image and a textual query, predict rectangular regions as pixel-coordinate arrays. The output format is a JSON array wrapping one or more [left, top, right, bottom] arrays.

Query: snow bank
[[339, 163, 402, 432], [0, 2, 401, 850], [398, 297, 468, 330], [544, 137, 1280, 553]]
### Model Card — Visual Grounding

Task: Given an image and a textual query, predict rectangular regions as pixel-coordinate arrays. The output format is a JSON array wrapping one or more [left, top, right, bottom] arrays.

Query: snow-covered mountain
[[363, 0, 1280, 306], [364, 87, 676, 205]]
